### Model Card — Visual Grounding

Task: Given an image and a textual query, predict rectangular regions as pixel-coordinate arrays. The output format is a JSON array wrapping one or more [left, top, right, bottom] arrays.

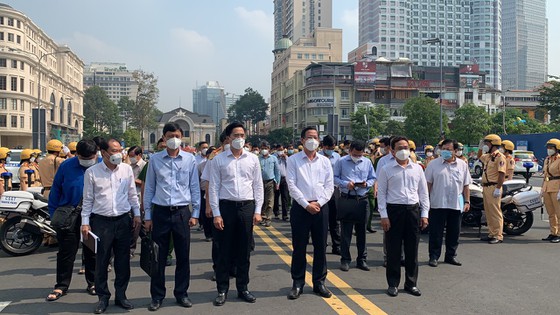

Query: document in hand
[[81, 231, 99, 253]]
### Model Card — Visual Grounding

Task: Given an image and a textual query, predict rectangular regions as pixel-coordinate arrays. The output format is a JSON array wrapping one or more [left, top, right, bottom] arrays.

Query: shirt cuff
[[254, 206, 261, 214], [212, 208, 221, 217], [379, 208, 388, 219], [191, 209, 200, 219], [421, 208, 429, 218], [81, 215, 90, 226], [144, 208, 152, 221]]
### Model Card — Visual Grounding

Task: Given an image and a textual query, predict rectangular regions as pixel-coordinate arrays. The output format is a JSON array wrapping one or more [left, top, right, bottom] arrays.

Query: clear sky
[[3, 0, 558, 112]]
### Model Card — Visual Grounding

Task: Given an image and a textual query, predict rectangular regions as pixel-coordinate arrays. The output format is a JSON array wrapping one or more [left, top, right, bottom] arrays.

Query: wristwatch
[[464, 201, 470, 204]]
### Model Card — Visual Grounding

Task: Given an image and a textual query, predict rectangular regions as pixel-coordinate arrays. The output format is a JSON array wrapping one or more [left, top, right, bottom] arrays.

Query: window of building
[[0, 115, 6, 127], [341, 108, 349, 118], [7, 18, 13, 26], [11, 60, 16, 68], [0, 98, 5, 110], [0, 59, 5, 67], [11, 115, 17, 128], [20, 61, 24, 70], [16, 35, 20, 44], [10, 77, 17, 91], [17, 20, 21, 29], [0, 32, 3, 41], [20, 116, 24, 128], [20, 99, 24, 111], [297, 53, 302, 59], [19, 78, 24, 92], [7, 33, 13, 42], [0, 17, 3, 25], [11, 99, 17, 110], [341, 90, 349, 100]]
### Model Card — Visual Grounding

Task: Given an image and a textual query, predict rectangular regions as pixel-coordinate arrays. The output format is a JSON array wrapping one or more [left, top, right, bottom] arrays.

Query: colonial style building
[[0, 3, 84, 150], [146, 108, 216, 149]]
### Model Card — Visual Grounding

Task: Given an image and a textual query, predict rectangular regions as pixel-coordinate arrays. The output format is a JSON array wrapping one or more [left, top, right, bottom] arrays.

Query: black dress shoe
[[115, 299, 134, 310], [428, 259, 438, 267], [94, 300, 108, 314], [148, 300, 161, 311], [86, 285, 96, 295], [444, 257, 462, 266], [386, 287, 398, 297], [313, 284, 332, 298], [488, 238, 503, 244], [357, 262, 370, 271], [542, 234, 555, 241], [287, 287, 303, 300], [214, 292, 227, 306], [551, 236, 560, 243], [404, 286, 422, 296], [331, 247, 341, 255], [480, 236, 492, 241], [367, 227, 377, 233], [176, 296, 193, 308], [400, 259, 406, 266], [237, 290, 256, 303], [340, 262, 350, 271]]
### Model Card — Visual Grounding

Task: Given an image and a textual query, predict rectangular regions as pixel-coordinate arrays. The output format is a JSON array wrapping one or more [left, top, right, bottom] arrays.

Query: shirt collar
[[100, 160, 119, 172], [300, 151, 319, 161], [441, 157, 457, 164], [163, 149, 184, 159], [226, 149, 247, 158]]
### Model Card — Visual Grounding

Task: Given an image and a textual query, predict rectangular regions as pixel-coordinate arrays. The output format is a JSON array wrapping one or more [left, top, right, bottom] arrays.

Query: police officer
[[19, 149, 42, 191], [38, 139, 66, 198], [456, 143, 468, 163], [0, 147, 12, 195], [501, 140, 515, 181], [423, 146, 435, 168], [477, 134, 506, 244], [408, 140, 418, 163], [68, 142, 78, 158], [541, 138, 560, 243]]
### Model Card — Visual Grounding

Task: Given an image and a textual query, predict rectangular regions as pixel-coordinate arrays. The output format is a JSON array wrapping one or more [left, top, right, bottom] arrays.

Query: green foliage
[[228, 88, 268, 124], [449, 103, 490, 145], [266, 127, 294, 145], [350, 105, 390, 141], [117, 96, 136, 130], [385, 120, 405, 136], [122, 128, 141, 147], [131, 70, 160, 133], [538, 81, 560, 120], [403, 96, 449, 145], [489, 108, 552, 135], [83, 86, 122, 138]]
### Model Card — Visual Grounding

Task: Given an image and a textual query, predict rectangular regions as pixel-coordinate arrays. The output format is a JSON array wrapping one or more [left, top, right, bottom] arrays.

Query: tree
[[83, 86, 121, 138], [350, 105, 390, 141], [403, 96, 449, 145], [538, 81, 560, 121], [122, 128, 141, 147], [130, 70, 160, 136], [228, 88, 268, 125], [117, 96, 136, 130], [266, 127, 293, 145], [489, 108, 552, 135], [449, 103, 490, 145], [385, 120, 405, 137]]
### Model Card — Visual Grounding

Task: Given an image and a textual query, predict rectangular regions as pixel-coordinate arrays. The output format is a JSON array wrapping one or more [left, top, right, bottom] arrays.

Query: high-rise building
[[192, 81, 224, 125], [273, 0, 333, 44], [355, 1, 503, 89], [83, 62, 138, 104], [0, 3, 84, 150], [502, 0, 548, 90]]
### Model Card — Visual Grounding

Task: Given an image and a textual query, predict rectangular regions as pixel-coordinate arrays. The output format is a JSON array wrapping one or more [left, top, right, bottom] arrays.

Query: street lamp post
[[502, 90, 510, 135], [424, 38, 443, 139]]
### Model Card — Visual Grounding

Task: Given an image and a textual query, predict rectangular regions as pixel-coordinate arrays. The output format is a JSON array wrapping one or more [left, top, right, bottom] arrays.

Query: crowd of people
[[2, 121, 560, 313]]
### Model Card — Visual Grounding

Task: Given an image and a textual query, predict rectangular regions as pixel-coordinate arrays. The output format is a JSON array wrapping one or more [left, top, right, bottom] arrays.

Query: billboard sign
[[306, 97, 334, 108], [354, 61, 376, 86]]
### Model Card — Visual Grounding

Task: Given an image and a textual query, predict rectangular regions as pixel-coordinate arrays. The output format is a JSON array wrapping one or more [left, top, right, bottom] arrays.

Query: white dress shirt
[[207, 149, 264, 217], [286, 151, 334, 209], [375, 153, 395, 172], [377, 159, 430, 219], [81, 162, 140, 225], [425, 157, 472, 211]]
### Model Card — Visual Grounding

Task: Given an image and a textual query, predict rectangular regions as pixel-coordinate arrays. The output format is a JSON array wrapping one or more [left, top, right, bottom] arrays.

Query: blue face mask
[[287, 149, 294, 155], [5, 157, 11, 163], [324, 149, 334, 156], [440, 150, 453, 160]]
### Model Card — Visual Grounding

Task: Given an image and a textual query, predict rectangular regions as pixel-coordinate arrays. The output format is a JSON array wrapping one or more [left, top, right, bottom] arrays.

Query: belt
[[548, 176, 560, 181], [482, 182, 498, 187], [387, 203, 419, 210], [44, 186, 51, 190], [91, 212, 129, 221], [264, 179, 275, 183], [219, 199, 254, 207], [154, 204, 188, 211], [341, 193, 368, 200]]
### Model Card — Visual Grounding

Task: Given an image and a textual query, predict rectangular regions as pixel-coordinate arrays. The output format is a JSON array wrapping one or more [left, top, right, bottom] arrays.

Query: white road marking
[[0, 301, 11, 312]]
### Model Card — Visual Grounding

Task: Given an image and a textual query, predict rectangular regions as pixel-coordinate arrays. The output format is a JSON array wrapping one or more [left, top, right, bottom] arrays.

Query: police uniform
[[38, 154, 65, 198], [480, 151, 506, 241], [410, 151, 418, 163], [423, 155, 435, 168], [458, 155, 468, 164], [504, 154, 515, 180], [0, 163, 11, 191], [19, 161, 42, 190], [542, 152, 560, 238]]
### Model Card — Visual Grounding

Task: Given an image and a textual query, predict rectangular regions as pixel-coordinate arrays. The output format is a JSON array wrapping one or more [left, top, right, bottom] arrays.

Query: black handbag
[[336, 190, 368, 223], [51, 200, 82, 231], [140, 230, 159, 277]]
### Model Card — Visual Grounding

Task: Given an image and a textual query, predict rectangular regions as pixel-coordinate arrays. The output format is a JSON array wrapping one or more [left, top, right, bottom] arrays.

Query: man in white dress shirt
[[377, 136, 429, 298], [207, 122, 264, 306], [286, 126, 335, 300], [81, 139, 141, 314]]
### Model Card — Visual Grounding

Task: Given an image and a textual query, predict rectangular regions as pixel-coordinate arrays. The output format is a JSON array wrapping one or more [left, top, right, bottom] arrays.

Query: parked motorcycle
[[0, 171, 53, 256], [462, 179, 542, 236]]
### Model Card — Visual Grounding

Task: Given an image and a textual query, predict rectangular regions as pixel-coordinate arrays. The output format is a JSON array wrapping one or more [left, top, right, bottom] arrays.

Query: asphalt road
[[0, 174, 558, 315]]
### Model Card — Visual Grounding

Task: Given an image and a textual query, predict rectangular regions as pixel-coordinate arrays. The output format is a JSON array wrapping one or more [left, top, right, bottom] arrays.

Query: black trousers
[[90, 213, 132, 301], [429, 208, 462, 260], [385, 204, 420, 288], [327, 191, 341, 251], [340, 200, 368, 264], [200, 191, 213, 238], [150, 205, 192, 301], [54, 217, 95, 291], [290, 202, 328, 288], [273, 176, 289, 218], [214, 200, 254, 293]]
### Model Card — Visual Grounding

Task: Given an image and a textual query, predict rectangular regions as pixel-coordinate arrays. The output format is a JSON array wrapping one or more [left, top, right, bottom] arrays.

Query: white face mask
[[109, 153, 122, 165], [482, 145, 490, 153], [79, 158, 97, 168], [97, 151, 102, 158], [231, 138, 245, 150], [201, 148, 208, 156], [244, 147, 250, 152], [395, 149, 410, 161], [304, 139, 319, 151], [548, 149, 556, 156], [166, 137, 182, 150], [253, 150, 259, 155], [30, 157, 36, 163], [455, 150, 463, 157], [434, 148, 441, 156], [351, 156, 361, 163], [129, 157, 138, 165], [261, 149, 269, 156], [380, 147, 386, 155], [426, 152, 433, 157], [224, 144, 231, 151], [277, 151, 284, 157], [498, 148, 505, 154]]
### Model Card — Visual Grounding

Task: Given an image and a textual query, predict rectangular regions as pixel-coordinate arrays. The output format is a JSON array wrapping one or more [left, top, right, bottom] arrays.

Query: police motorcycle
[[0, 170, 54, 256], [462, 178, 542, 236]]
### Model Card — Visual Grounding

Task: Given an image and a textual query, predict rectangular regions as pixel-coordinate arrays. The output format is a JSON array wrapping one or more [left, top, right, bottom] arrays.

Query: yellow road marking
[[263, 225, 387, 315], [254, 227, 357, 315]]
